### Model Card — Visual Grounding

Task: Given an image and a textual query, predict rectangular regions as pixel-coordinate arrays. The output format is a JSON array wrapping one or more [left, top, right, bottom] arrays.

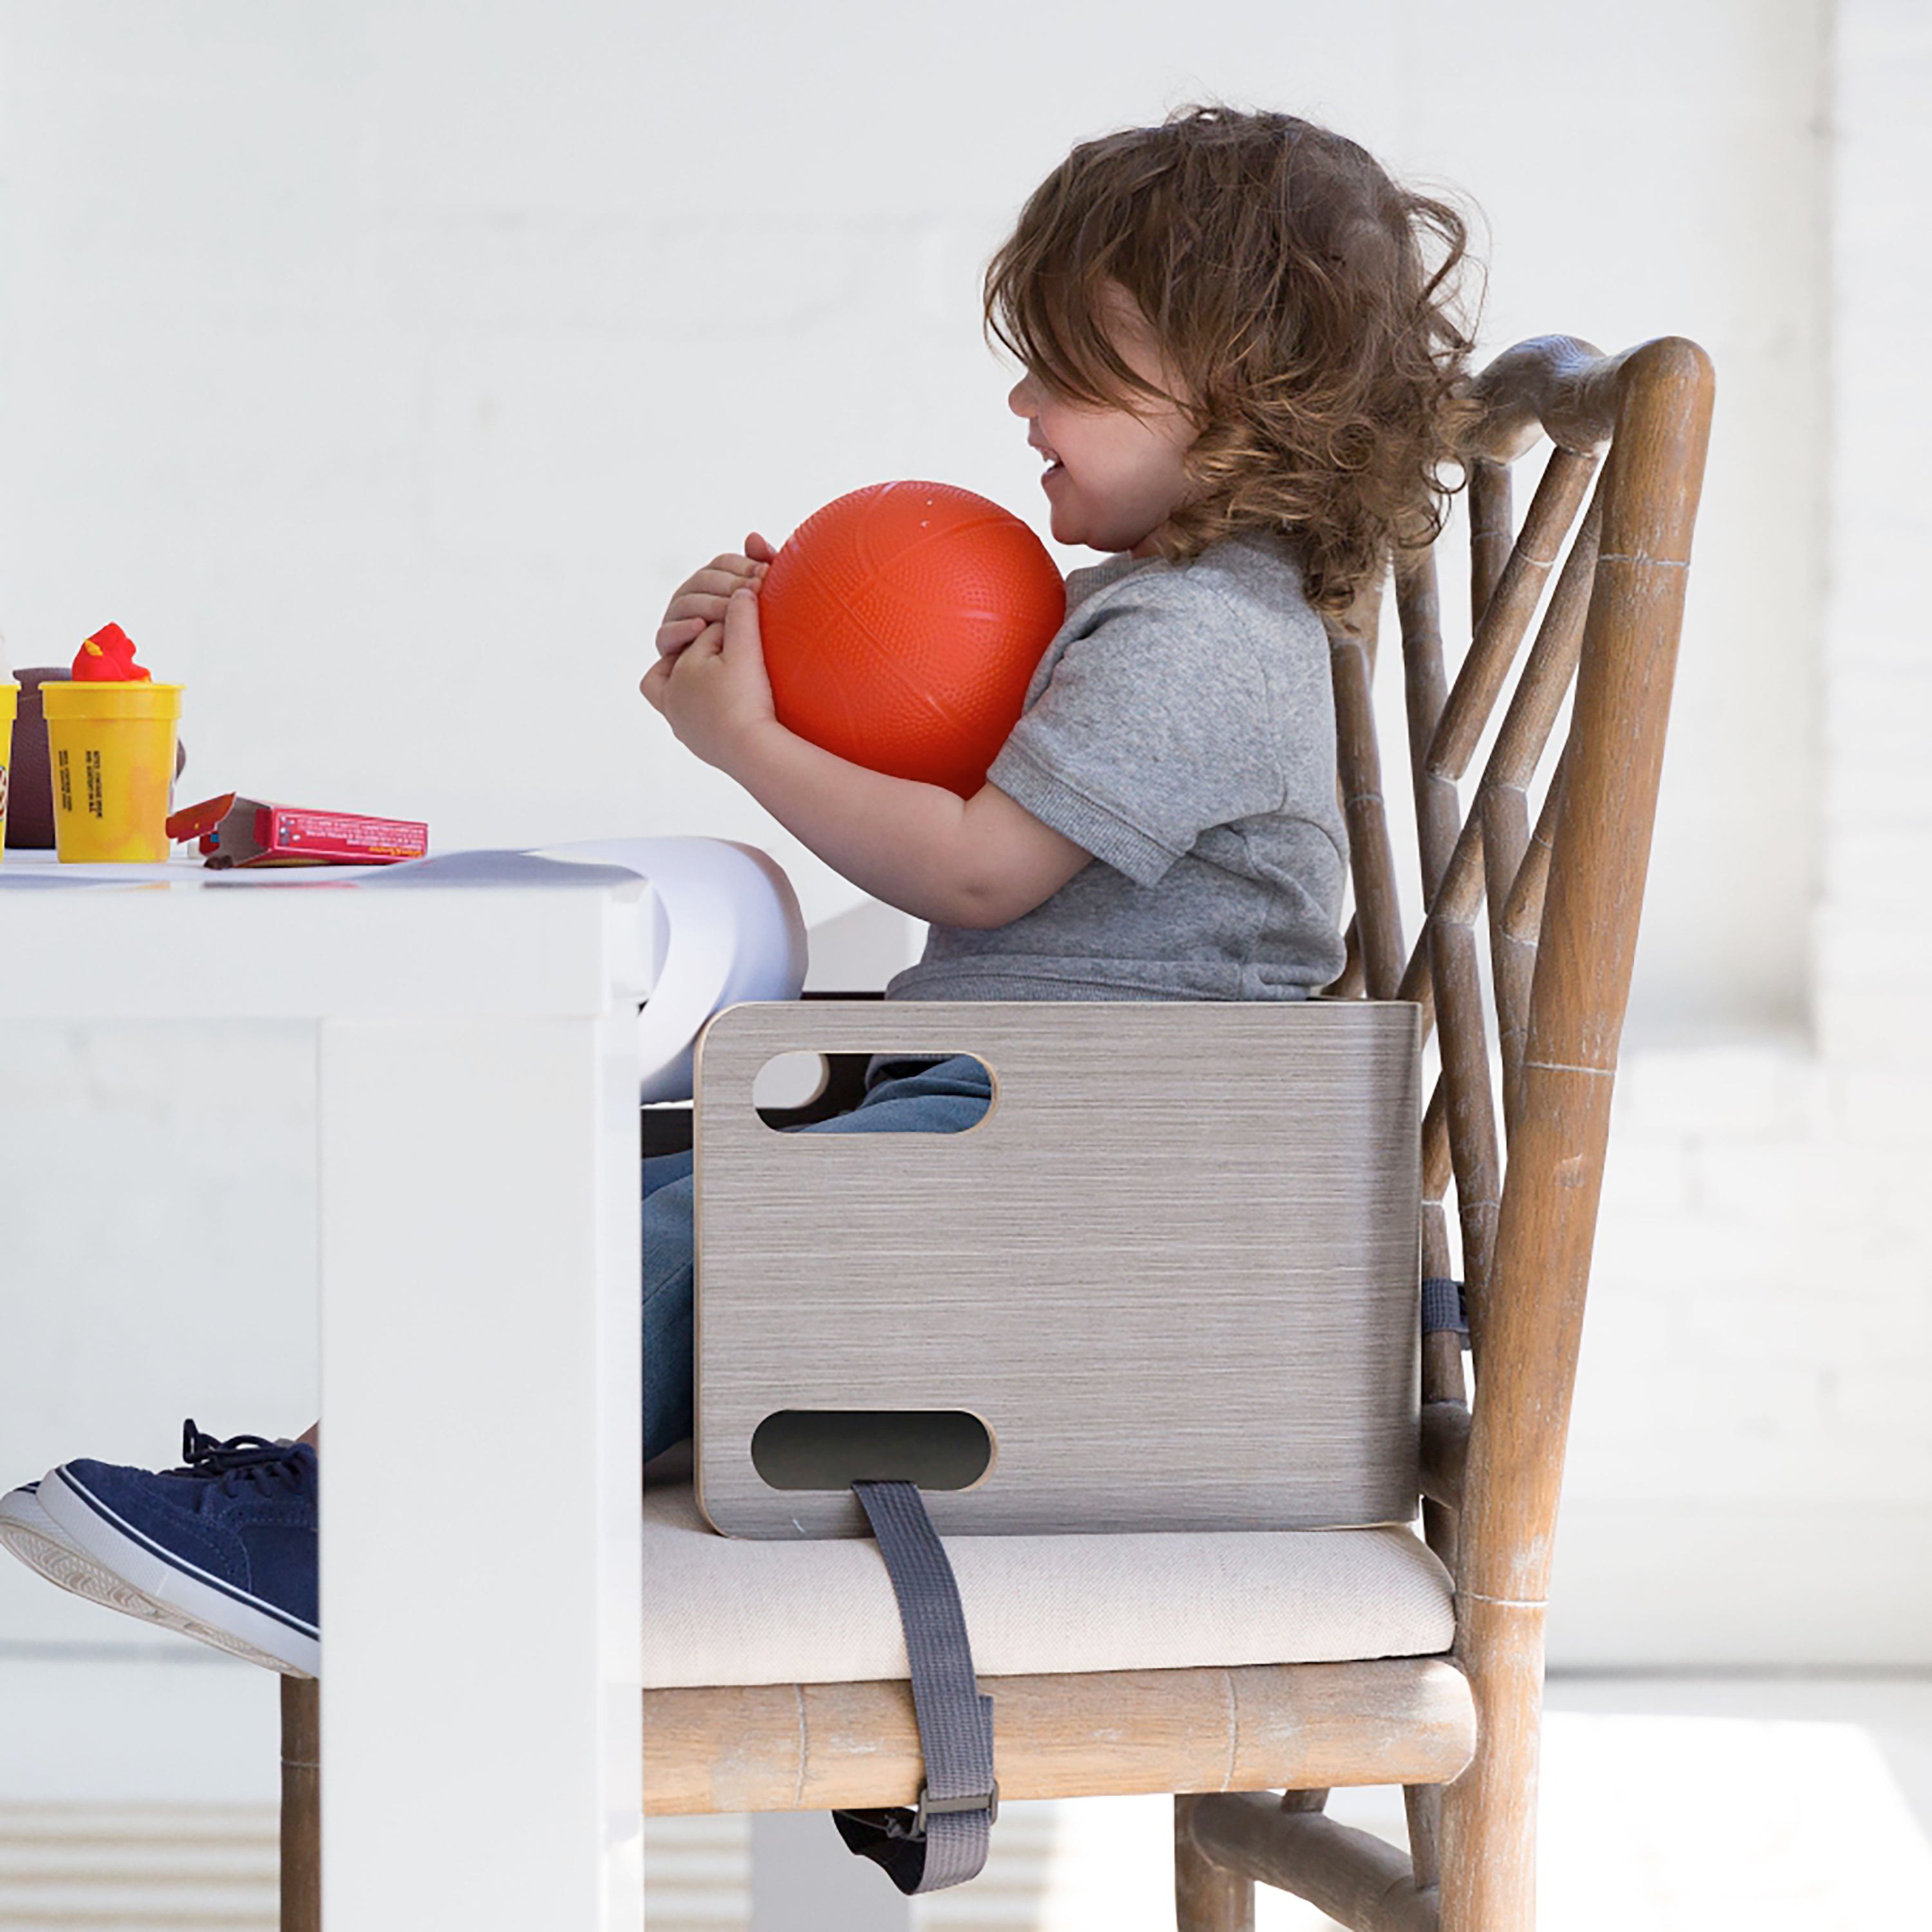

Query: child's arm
[[643, 582, 1090, 929]]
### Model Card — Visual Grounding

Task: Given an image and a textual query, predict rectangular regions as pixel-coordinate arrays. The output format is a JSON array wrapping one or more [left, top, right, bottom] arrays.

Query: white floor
[[1, 1654, 1930, 1930], [0, 1801, 279, 1930], [0, 1648, 282, 1929]]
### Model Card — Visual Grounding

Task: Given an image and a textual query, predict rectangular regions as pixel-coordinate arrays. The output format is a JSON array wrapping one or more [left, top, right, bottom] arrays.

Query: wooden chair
[[278, 330, 1712, 1931]]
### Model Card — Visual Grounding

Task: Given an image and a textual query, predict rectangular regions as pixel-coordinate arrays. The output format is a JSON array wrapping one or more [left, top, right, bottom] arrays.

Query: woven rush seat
[[641, 1454, 1454, 1689]]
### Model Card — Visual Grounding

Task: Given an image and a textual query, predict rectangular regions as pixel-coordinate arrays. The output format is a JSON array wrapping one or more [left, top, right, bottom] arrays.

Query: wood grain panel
[[694, 1001, 1421, 1538]]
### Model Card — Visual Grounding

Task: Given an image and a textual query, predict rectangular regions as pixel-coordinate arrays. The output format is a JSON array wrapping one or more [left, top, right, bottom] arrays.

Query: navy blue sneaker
[[35, 1422, 317, 1677], [0, 1476, 273, 1665]]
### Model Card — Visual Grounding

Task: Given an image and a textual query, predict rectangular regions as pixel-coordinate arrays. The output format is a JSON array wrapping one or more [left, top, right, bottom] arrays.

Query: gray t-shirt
[[887, 532, 1349, 1003]]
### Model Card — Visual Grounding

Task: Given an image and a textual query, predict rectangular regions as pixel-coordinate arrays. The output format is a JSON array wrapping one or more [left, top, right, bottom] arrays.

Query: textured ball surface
[[759, 481, 1066, 798]]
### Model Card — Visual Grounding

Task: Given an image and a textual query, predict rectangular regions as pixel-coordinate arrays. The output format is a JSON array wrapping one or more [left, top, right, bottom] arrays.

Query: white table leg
[[318, 1013, 643, 1930]]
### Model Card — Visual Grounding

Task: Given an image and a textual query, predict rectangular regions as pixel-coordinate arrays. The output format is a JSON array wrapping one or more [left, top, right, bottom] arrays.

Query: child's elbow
[[943, 892, 1024, 931], [924, 786, 1090, 930], [937, 867, 1065, 931]]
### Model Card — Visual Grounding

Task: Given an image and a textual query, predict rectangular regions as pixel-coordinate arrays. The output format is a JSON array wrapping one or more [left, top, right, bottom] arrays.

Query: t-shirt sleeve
[[986, 576, 1285, 888]]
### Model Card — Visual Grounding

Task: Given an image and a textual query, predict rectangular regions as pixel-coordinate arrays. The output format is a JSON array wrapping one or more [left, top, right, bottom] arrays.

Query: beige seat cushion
[[641, 1466, 1454, 1690]]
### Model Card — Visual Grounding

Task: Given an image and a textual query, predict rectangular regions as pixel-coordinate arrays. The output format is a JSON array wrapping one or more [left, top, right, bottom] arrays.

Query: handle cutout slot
[[751, 1409, 994, 1492], [753, 1053, 993, 1133], [752, 1051, 831, 1111]]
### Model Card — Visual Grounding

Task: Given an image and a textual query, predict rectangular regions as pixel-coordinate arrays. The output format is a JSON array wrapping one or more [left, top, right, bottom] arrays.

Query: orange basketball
[[758, 481, 1066, 799]]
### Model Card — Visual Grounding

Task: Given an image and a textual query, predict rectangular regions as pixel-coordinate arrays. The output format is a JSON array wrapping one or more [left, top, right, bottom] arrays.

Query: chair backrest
[[1323, 334, 1715, 1611], [1321, 337, 1714, 1926]]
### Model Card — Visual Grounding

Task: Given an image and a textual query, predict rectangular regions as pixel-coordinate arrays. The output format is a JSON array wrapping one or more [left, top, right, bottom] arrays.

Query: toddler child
[[0, 106, 1475, 1672]]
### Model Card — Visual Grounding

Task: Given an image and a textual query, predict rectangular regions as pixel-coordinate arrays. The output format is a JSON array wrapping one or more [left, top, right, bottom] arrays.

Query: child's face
[[1007, 285, 1197, 556]]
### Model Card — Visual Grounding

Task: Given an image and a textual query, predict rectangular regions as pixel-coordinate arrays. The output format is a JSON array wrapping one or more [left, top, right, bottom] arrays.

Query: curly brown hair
[[985, 107, 1479, 616]]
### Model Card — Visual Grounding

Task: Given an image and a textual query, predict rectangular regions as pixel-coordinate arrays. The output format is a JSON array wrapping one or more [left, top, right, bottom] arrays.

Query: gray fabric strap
[[1421, 1275, 1469, 1341], [831, 1481, 996, 1893]]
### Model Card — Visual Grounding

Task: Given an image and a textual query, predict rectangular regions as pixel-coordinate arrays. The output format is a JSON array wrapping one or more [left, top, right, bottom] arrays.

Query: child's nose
[[1008, 374, 1040, 417]]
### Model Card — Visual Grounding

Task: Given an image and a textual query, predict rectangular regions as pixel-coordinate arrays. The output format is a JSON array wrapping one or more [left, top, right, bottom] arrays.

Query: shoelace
[[175, 1420, 313, 1500]]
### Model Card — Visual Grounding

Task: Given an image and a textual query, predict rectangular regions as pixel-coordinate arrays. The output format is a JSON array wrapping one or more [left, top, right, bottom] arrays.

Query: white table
[[2, 849, 660, 1927]]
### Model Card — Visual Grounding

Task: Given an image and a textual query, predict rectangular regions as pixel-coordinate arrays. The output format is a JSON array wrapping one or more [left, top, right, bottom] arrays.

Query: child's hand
[[654, 533, 778, 663], [641, 580, 777, 773]]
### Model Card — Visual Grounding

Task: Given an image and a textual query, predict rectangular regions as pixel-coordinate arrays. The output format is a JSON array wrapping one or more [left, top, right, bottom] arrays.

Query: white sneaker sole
[[30, 1472, 318, 1679], [1, 1482, 295, 1675]]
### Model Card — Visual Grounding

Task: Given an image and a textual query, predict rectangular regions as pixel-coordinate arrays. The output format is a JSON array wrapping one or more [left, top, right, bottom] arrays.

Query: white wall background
[[0, 0, 1823, 1003], [1, 0, 1924, 1671], [1549, 0, 1932, 1665]]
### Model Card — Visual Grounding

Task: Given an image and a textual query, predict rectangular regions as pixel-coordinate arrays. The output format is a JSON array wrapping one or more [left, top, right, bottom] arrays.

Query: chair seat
[[641, 1464, 1454, 1690]]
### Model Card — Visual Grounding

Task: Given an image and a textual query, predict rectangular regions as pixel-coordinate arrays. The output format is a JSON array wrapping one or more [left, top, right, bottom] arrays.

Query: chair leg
[[1175, 1795, 1255, 1932], [280, 1677, 321, 1932], [1402, 1784, 1440, 1891], [1187, 1792, 1439, 1932], [1438, 1596, 1542, 1932]]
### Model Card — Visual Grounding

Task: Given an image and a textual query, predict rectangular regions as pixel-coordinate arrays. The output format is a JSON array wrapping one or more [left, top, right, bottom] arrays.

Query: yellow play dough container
[[0, 683, 15, 857], [42, 680, 184, 863]]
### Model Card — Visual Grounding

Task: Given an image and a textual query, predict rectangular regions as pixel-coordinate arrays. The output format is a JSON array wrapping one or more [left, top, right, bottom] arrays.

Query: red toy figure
[[72, 623, 150, 683]]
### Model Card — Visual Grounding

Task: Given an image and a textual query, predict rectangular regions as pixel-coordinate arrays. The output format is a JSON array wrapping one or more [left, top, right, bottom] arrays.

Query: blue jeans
[[641, 1054, 992, 1460]]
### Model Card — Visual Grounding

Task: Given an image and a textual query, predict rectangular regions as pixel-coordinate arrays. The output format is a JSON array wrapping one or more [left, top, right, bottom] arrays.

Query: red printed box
[[166, 793, 429, 867]]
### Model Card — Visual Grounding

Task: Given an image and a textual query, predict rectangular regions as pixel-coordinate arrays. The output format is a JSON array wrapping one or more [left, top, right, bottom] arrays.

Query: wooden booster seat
[[278, 332, 1712, 1932]]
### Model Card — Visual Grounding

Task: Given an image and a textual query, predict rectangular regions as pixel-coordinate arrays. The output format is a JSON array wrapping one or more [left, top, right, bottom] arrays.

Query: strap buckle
[[915, 1782, 999, 1833]]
